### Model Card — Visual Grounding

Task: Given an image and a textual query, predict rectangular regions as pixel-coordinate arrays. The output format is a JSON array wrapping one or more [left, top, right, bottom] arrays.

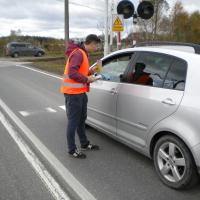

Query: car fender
[[147, 114, 200, 157]]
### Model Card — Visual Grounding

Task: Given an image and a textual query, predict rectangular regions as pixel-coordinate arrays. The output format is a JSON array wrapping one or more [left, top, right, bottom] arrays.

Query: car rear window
[[163, 59, 187, 91], [126, 52, 173, 88]]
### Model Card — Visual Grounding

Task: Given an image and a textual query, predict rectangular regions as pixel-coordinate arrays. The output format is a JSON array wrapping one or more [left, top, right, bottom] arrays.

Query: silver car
[[87, 45, 200, 189]]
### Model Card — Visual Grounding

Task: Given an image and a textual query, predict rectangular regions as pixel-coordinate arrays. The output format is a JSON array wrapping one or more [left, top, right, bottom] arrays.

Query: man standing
[[60, 34, 101, 159]]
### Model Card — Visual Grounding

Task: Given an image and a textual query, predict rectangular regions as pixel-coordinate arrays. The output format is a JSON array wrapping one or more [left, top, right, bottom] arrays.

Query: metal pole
[[65, 0, 69, 50], [110, 0, 114, 50], [104, 0, 109, 56], [117, 32, 121, 50]]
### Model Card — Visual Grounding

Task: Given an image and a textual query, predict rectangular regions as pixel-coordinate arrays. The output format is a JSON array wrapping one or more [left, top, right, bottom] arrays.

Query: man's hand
[[87, 75, 97, 83], [89, 66, 97, 75]]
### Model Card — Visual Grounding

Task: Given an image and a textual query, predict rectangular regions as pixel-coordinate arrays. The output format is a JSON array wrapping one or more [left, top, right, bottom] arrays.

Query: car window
[[101, 53, 133, 82], [163, 59, 187, 91], [10, 44, 16, 48], [10, 44, 18, 48], [16, 44, 26, 48], [27, 44, 33, 48], [125, 52, 173, 88]]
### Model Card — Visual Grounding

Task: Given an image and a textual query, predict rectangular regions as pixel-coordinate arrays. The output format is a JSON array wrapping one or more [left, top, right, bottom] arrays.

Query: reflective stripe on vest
[[62, 82, 86, 88]]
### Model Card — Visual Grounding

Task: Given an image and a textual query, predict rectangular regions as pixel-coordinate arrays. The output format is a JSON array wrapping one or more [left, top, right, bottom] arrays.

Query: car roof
[[133, 41, 200, 54], [103, 46, 200, 62]]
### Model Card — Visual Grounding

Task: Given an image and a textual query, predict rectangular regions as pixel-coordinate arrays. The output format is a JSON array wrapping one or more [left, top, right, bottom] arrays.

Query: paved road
[[0, 121, 54, 200], [0, 60, 200, 200]]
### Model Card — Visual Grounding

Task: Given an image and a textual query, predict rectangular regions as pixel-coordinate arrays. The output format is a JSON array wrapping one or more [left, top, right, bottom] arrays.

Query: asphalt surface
[[1, 60, 200, 200], [0, 120, 54, 200]]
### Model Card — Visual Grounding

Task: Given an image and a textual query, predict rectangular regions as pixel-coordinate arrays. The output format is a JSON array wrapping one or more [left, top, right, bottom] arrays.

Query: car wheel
[[153, 135, 199, 189], [37, 52, 42, 57], [13, 52, 19, 58]]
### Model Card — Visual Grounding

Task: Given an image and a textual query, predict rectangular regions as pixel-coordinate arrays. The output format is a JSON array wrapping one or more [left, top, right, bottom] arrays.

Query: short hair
[[85, 34, 101, 45], [135, 62, 146, 69]]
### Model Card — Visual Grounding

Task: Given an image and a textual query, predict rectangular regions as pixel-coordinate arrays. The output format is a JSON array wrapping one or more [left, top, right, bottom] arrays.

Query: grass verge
[[30, 52, 103, 75], [31, 59, 66, 75]]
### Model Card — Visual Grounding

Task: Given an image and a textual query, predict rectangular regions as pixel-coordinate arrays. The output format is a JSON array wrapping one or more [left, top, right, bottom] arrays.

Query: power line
[[69, 1, 104, 12], [56, 0, 104, 12]]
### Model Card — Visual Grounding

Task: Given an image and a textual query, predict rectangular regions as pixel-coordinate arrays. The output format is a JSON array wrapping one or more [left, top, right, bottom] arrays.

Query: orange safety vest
[[60, 48, 89, 94], [133, 74, 151, 85], [128, 72, 151, 85]]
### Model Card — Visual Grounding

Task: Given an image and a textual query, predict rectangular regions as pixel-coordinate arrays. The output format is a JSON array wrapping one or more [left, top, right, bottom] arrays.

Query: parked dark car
[[6, 42, 45, 58]]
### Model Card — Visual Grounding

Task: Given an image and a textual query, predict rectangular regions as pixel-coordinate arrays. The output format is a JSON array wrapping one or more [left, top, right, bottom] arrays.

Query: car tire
[[153, 135, 199, 189], [37, 52, 43, 57], [12, 52, 19, 58]]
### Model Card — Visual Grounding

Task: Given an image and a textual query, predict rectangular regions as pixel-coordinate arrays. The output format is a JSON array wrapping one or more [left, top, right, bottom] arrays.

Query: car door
[[116, 51, 187, 147], [26, 44, 35, 56], [87, 52, 134, 136], [18, 44, 28, 56]]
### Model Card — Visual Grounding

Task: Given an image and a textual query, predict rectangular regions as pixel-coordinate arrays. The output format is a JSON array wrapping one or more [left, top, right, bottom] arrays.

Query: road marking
[[19, 107, 57, 117], [0, 98, 97, 200], [59, 105, 66, 111], [19, 111, 30, 117], [0, 111, 70, 200], [46, 107, 57, 113], [16, 64, 62, 80]]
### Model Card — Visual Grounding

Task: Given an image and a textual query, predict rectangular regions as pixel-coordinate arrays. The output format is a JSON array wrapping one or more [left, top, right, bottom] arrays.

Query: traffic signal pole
[[65, 0, 69, 50], [104, 0, 109, 56]]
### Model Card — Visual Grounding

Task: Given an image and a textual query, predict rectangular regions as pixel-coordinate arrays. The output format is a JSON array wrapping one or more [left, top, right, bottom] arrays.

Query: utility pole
[[65, 0, 69, 50], [104, 0, 109, 56], [110, 0, 114, 50]]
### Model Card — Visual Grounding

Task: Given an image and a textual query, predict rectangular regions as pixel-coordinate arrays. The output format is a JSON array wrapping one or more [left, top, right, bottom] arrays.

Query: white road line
[[46, 107, 57, 113], [19, 111, 30, 117], [16, 65, 62, 80], [0, 111, 70, 200], [19, 108, 57, 117], [0, 98, 97, 200], [59, 105, 66, 111]]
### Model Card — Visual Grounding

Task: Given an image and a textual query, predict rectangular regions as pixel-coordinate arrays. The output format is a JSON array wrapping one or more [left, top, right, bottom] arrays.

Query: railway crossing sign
[[112, 14, 124, 32]]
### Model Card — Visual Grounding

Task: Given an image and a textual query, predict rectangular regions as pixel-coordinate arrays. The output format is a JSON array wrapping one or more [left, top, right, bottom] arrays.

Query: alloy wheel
[[157, 142, 186, 183]]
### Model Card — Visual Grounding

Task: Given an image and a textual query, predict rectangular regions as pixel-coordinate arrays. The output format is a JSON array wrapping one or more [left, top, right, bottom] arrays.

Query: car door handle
[[162, 98, 176, 105], [109, 88, 118, 94]]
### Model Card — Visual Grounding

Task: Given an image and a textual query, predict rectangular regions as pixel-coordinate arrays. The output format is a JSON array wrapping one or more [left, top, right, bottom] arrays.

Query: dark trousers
[[64, 93, 89, 153]]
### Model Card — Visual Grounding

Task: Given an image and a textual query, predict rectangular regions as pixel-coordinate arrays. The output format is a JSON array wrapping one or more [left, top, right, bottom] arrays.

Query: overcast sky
[[0, 0, 199, 39]]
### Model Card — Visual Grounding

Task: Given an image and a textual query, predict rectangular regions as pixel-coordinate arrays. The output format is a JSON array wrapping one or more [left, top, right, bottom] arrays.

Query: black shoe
[[81, 143, 100, 151], [69, 149, 86, 159]]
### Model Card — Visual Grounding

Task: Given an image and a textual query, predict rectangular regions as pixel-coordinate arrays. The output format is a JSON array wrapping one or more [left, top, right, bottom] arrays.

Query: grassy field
[[30, 51, 103, 75], [31, 59, 66, 75]]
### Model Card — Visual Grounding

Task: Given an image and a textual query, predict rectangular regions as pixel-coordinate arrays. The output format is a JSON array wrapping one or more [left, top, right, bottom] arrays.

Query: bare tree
[[97, 21, 105, 37], [137, 0, 169, 41], [169, 1, 185, 40], [10, 29, 22, 36]]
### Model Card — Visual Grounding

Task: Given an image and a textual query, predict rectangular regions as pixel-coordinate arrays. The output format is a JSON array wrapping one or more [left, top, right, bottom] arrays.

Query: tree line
[[135, 0, 200, 43]]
